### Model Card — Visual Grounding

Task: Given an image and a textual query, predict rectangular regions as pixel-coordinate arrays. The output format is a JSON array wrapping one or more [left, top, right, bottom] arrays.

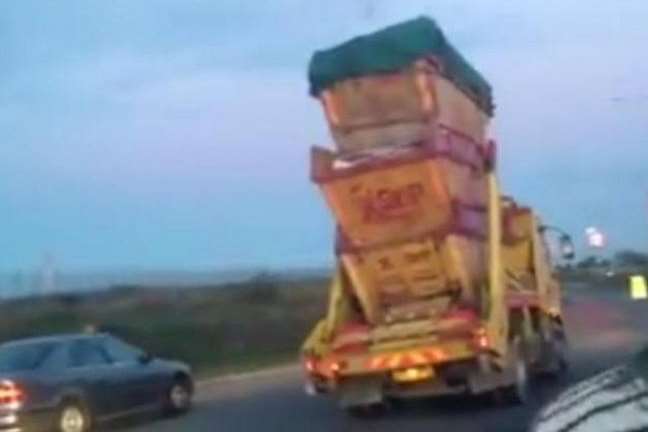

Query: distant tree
[[577, 256, 597, 269], [614, 250, 648, 267], [556, 263, 573, 272], [233, 273, 281, 305], [576, 256, 610, 269]]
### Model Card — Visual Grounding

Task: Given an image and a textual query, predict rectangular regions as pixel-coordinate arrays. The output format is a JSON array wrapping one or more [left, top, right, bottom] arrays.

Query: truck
[[300, 17, 575, 411]]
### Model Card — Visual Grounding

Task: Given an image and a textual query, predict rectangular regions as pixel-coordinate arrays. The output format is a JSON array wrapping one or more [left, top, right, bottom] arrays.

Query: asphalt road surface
[[114, 284, 648, 432]]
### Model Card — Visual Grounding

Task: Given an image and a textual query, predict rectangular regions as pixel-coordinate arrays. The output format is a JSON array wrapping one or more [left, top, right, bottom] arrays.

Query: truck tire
[[338, 375, 386, 417], [545, 324, 569, 377], [503, 338, 529, 405], [345, 401, 391, 418]]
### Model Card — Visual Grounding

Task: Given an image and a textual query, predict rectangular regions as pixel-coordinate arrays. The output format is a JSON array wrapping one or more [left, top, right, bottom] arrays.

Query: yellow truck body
[[302, 19, 571, 409], [301, 173, 570, 408]]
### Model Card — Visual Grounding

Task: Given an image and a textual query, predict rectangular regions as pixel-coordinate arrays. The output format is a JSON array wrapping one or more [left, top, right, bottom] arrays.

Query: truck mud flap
[[337, 376, 385, 409], [304, 380, 320, 396], [468, 354, 516, 394], [468, 368, 513, 394]]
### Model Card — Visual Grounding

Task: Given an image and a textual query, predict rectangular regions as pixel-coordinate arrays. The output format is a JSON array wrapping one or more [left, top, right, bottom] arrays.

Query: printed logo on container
[[351, 182, 425, 224]]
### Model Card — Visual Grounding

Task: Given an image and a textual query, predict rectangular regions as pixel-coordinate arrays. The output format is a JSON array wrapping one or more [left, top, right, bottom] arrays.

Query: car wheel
[[57, 401, 91, 432], [165, 377, 193, 415]]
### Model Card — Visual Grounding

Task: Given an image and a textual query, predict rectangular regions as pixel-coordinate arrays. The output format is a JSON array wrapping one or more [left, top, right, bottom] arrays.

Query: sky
[[2, 0, 648, 272]]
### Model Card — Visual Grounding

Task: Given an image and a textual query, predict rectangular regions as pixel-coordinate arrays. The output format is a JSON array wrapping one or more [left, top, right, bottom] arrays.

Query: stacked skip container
[[303, 17, 568, 408], [309, 17, 494, 329]]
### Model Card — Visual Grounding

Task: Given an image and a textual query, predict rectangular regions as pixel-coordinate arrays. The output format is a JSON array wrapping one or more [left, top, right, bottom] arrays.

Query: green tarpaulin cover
[[308, 16, 493, 115]]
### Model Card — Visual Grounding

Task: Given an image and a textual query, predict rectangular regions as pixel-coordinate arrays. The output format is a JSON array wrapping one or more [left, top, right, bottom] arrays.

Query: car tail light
[[0, 380, 25, 409]]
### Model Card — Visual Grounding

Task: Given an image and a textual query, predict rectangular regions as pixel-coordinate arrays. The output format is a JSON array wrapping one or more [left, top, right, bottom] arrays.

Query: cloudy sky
[[2, 1, 648, 272]]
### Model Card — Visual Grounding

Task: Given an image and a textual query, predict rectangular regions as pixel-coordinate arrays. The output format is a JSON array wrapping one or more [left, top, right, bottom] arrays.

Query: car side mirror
[[138, 352, 153, 365], [559, 234, 575, 261]]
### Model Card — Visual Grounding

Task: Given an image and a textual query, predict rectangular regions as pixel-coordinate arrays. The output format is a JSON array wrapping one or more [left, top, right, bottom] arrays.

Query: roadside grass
[[0, 275, 329, 377], [561, 268, 647, 291], [4, 271, 643, 378]]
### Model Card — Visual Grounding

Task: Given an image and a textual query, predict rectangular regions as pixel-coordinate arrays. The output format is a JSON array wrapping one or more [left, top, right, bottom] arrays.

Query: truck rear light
[[392, 366, 434, 383], [368, 356, 386, 370], [0, 380, 25, 409], [473, 328, 490, 350], [304, 357, 316, 373], [427, 348, 447, 362], [330, 360, 348, 374], [477, 335, 489, 349]]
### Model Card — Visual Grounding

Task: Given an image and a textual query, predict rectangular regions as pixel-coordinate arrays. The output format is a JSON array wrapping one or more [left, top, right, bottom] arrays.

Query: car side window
[[40, 344, 71, 371], [101, 336, 143, 363], [69, 340, 111, 368]]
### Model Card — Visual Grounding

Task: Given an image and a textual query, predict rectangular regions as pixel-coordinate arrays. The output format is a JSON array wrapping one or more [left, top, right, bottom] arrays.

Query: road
[[117, 284, 648, 432]]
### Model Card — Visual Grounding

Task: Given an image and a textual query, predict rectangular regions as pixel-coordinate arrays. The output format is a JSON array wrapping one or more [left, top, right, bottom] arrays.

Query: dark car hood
[[153, 358, 192, 375]]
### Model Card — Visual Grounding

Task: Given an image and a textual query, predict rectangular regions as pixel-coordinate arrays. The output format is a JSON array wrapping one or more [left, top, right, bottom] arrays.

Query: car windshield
[[0, 341, 57, 372]]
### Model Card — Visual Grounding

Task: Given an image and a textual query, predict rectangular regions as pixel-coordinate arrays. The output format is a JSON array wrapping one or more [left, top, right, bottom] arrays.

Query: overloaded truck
[[301, 17, 575, 411]]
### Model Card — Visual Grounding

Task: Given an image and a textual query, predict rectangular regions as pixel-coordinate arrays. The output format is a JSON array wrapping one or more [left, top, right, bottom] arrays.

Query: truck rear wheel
[[545, 324, 569, 377], [338, 375, 386, 416], [503, 338, 529, 404], [344, 400, 391, 418]]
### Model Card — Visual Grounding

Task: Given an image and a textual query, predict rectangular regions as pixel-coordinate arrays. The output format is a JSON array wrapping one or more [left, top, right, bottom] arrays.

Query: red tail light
[[329, 360, 347, 375], [0, 380, 25, 409], [428, 348, 447, 362], [474, 328, 490, 350], [304, 357, 316, 374]]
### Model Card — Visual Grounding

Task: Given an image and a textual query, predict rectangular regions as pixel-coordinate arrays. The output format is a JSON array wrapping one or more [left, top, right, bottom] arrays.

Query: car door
[[67, 339, 130, 417], [100, 336, 166, 409]]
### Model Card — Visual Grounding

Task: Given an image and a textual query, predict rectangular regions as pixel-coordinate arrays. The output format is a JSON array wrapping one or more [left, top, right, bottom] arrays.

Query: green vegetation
[[5, 262, 643, 377], [557, 248, 647, 290], [0, 275, 329, 377], [560, 267, 647, 290], [568, 249, 648, 272]]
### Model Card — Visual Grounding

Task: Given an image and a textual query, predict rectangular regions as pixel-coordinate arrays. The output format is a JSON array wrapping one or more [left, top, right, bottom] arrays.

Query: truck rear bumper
[[305, 354, 515, 405], [386, 377, 467, 399], [386, 360, 513, 399]]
